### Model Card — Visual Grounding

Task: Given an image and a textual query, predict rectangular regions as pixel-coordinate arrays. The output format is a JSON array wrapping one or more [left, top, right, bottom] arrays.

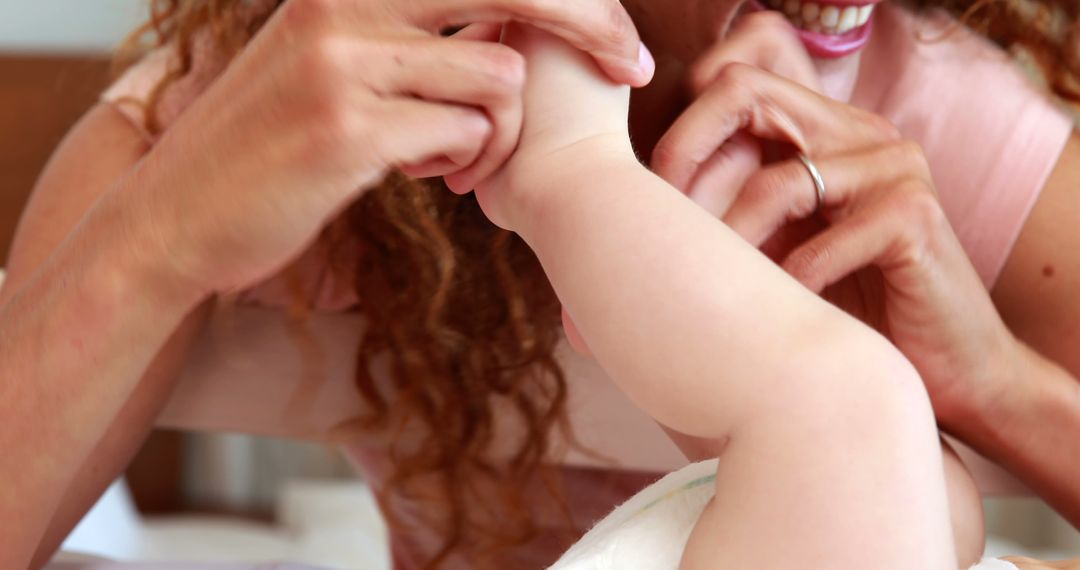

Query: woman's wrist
[[954, 339, 1080, 525], [936, 330, 1024, 452], [90, 186, 212, 317], [945, 335, 1072, 464]]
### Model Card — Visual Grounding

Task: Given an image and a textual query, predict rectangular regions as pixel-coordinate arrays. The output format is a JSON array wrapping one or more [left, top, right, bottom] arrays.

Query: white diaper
[[549, 459, 1017, 570]]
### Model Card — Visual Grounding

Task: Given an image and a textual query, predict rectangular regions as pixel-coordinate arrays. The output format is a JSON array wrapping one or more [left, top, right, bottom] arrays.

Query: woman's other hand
[[652, 38, 1018, 435], [119, 0, 649, 299]]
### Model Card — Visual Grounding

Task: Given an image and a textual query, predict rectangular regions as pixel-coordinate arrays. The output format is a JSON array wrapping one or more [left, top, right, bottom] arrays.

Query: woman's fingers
[[663, 12, 817, 214], [449, 22, 504, 42], [361, 37, 527, 191], [652, 63, 898, 192], [684, 132, 763, 217], [723, 141, 933, 246], [689, 11, 821, 95], [399, 0, 652, 86], [780, 179, 938, 293], [780, 198, 896, 293], [398, 26, 503, 179], [400, 157, 461, 179], [374, 98, 493, 176]]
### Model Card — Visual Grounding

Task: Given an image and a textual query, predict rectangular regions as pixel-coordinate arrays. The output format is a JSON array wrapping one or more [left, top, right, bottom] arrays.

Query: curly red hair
[[120, 2, 578, 568], [907, 0, 1080, 102]]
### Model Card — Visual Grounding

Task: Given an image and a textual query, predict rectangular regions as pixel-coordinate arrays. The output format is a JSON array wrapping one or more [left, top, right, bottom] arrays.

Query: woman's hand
[[649, 12, 822, 211], [651, 37, 1018, 432], [119, 0, 650, 298], [474, 23, 636, 231]]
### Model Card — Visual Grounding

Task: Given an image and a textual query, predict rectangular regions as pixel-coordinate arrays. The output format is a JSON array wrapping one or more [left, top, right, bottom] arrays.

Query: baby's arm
[[484, 25, 957, 569]]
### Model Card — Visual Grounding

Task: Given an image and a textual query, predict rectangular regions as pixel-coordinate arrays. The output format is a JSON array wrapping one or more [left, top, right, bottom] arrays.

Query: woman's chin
[[812, 52, 863, 102]]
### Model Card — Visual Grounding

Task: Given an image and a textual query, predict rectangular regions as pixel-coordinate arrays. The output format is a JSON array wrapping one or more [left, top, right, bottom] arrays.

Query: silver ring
[[797, 153, 826, 212]]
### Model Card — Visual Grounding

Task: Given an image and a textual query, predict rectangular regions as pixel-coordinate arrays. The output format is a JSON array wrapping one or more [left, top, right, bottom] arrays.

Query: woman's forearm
[[0, 189, 204, 568], [960, 340, 1080, 528]]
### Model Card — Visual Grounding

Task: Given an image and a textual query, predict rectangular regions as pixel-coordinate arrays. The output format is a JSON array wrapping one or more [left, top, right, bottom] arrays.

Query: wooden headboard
[[0, 55, 111, 265]]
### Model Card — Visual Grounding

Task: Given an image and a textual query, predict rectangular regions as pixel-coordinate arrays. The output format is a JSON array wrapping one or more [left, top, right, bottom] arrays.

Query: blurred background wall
[[0, 0, 145, 53], [0, 1, 146, 263]]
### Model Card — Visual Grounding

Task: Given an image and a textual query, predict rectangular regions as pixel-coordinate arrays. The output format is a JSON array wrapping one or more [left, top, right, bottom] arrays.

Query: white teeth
[[856, 4, 874, 25], [837, 6, 858, 32], [772, 1, 875, 36], [820, 5, 839, 28]]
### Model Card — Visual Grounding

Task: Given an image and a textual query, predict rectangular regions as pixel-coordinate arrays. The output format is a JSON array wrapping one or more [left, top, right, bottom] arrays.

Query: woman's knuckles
[[554, 0, 641, 74], [280, 0, 390, 35], [592, 0, 639, 53], [885, 181, 948, 265], [691, 12, 793, 82], [279, 0, 358, 38], [278, 0, 333, 35], [689, 59, 762, 100], [482, 47, 529, 94], [711, 61, 760, 95], [756, 163, 818, 214], [689, 51, 767, 98], [447, 43, 527, 98], [859, 110, 903, 143], [892, 139, 934, 185]]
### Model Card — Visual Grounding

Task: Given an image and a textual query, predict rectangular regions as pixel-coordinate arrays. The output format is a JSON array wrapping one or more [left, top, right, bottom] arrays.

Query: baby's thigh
[[943, 439, 985, 569]]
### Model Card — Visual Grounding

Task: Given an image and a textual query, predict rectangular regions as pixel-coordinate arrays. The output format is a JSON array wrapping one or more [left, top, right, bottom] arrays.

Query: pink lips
[[748, 0, 877, 58], [796, 16, 874, 57]]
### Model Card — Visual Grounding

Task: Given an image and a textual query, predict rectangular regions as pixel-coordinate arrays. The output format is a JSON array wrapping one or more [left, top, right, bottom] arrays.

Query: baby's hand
[[474, 24, 644, 231]]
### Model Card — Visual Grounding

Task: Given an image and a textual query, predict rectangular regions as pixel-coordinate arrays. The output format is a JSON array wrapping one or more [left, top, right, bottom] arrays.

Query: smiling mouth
[[763, 0, 876, 34], [748, 0, 879, 58]]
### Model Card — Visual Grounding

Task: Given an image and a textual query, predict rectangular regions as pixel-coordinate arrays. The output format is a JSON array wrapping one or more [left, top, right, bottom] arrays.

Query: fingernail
[[637, 42, 656, 84]]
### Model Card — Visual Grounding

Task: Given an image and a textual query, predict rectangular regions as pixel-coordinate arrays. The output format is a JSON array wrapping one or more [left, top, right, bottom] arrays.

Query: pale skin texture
[[642, 12, 1080, 569], [485, 25, 957, 568], [0, 0, 652, 566], [663, 0, 1080, 522], [5, 12, 965, 570], [1, 1, 1079, 569], [632, 4, 1080, 539]]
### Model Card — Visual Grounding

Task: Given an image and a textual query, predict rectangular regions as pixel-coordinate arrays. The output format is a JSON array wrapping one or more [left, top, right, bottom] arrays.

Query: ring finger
[[652, 62, 899, 192], [722, 140, 933, 246]]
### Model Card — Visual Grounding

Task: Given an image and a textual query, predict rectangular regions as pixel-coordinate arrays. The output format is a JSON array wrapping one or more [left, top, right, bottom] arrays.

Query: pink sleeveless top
[[101, 4, 1072, 568]]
